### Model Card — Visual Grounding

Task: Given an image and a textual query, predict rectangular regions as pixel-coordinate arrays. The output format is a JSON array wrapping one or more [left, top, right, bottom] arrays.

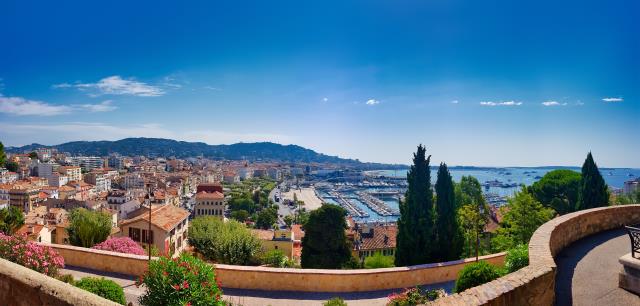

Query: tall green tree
[[0, 206, 25, 235], [301, 204, 352, 269], [395, 145, 434, 266], [0, 141, 6, 167], [28, 151, 38, 160], [492, 189, 555, 251], [66, 208, 112, 248], [577, 152, 609, 210], [434, 162, 463, 262], [456, 176, 490, 259], [528, 169, 581, 215]]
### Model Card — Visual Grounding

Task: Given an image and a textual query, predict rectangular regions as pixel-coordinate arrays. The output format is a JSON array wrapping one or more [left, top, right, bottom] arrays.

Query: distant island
[[6, 137, 408, 170]]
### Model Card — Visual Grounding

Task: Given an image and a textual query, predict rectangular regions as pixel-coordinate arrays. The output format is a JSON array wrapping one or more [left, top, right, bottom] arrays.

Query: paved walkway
[[61, 265, 453, 306], [555, 228, 640, 306]]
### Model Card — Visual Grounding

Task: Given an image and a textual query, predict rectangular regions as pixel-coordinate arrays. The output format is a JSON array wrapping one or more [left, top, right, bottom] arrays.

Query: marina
[[355, 191, 400, 217]]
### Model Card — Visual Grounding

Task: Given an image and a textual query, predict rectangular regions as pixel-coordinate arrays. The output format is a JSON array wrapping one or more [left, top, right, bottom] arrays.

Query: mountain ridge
[[5, 137, 407, 169]]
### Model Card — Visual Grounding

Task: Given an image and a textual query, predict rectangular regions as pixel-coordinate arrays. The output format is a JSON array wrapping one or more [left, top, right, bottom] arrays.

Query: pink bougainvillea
[[91, 237, 145, 255], [0, 232, 65, 277]]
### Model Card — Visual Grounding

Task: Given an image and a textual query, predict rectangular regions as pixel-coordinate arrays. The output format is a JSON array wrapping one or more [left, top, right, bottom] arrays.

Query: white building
[[68, 156, 104, 171], [624, 178, 640, 195], [123, 173, 145, 190], [48, 173, 69, 187], [84, 172, 111, 193]]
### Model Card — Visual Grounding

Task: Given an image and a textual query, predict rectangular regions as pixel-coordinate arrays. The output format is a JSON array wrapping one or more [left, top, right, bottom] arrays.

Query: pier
[[328, 191, 369, 218], [355, 191, 400, 217]]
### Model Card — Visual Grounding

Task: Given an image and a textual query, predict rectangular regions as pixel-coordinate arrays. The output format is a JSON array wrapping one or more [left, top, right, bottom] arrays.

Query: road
[[269, 183, 297, 228]]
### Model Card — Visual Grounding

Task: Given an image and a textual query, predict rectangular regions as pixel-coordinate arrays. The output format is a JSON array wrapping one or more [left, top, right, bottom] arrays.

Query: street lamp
[[145, 185, 154, 265]]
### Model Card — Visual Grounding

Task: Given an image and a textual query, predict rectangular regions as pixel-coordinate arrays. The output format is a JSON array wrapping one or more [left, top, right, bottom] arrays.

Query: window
[[129, 227, 141, 242], [141, 229, 154, 244]]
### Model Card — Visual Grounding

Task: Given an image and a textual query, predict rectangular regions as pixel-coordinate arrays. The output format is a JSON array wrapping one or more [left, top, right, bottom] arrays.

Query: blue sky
[[1, 0, 638, 167]]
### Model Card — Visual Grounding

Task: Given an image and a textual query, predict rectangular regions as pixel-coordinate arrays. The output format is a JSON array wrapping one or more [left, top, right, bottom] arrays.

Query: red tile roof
[[120, 205, 189, 232], [195, 191, 224, 200]]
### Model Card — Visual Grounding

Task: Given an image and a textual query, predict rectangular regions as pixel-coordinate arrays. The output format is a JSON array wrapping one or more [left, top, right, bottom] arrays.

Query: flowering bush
[[0, 232, 65, 277], [92, 237, 145, 255], [137, 253, 225, 306], [387, 287, 445, 305]]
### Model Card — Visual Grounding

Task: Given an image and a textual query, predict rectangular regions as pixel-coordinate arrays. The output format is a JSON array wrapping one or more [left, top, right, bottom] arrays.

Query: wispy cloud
[[480, 100, 522, 106], [203, 86, 222, 91], [54, 76, 165, 97], [602, 97, 623, 102], [0, 96, 72, 116], [74, 100, 117, 112], [541, 101, 567, 106], [365, 99, 380, 105], [322, 97, 329, 102], [451, 100, 459, 104]]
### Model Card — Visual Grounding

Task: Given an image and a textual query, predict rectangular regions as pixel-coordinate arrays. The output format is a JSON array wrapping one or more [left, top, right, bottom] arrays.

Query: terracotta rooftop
[[195, 191, 224, 200], [251, 229, 275, 240], [120, 205, 189, 232], [357, 224, 397, 251]]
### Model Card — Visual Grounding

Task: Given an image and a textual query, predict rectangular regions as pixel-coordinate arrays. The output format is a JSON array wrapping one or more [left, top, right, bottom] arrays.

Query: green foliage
[[301, 204, 352, 269], [296, 209, 310, 227], [0, 141, 5, 167], [614, 190, 640, 205], [188, 216, 262, 265], [139, 253, 224, 306], [363, 253, 395, 269], [4, 161, 19, 172], [0, 206, 25, 235], [56, 273, 76, 284], [528, 169, 581, 215], [505, 244, 529, 273], [74, 277, 126, 305], [577, 152, 610, 210], [283, 215, 294, 228], [228, 197, 257, 214], [230, 210, 249, 222], [255, 207, 278, 230], [396, 145, 435, 266], [261, 249, 294, 268], [143, 244, 160, 257], [67, 208, 112, 248], [28, 151, 38, 159], [434, 162, 463, 262], [456, 176, 490, 258], [324, 297, 348, 306], [342, 256, 363, 269], [454, 261, 503, 293], [492, 189, 555, 251]]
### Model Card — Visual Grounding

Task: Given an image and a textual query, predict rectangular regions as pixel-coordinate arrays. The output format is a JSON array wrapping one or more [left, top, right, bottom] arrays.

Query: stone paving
[[555, 228, 640, 306], [61, 265, 453, 306]]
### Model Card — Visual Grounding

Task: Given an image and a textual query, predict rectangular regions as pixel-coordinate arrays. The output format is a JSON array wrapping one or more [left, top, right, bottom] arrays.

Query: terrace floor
[[555, 228, 640, 306]]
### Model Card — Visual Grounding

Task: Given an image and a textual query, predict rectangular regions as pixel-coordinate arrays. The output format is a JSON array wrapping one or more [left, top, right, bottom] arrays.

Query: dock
[[355, 191, 400, 217]]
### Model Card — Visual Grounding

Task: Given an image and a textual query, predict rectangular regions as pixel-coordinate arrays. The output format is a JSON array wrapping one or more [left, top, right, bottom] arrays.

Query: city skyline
[[1, 0, 638, 167]]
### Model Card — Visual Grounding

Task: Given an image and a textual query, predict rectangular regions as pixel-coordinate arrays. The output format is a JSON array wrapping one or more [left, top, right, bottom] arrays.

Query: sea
[[326, 167, 640, 223]]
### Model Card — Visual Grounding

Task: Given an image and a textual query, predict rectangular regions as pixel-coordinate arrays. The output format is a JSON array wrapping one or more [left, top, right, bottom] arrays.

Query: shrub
[[261, 249, 294, 268], [92, 237, 145, 255], [138, 253, 225, 306], [505, 244, 529, 273], [364, 253, 395, 269], [0, 233, 64, 277], [454, 261, 503, 293], [324, 297, 348, 306], [387, 287, 445, 305], [75, 277, 126, 305], [189, 217, 262, 265], [56, 273, 76, 284]]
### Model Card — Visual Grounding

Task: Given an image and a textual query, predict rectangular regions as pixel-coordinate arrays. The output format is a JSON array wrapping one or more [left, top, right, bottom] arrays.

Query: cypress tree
[[434, 162, 463, 262], [395, 145, 434, 266], [577, 152, 609, 210]]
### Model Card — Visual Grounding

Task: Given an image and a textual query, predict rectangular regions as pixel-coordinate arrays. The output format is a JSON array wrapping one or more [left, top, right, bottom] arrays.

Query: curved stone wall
[[432, 204, 640, 306], [0, 257, 119, 306]]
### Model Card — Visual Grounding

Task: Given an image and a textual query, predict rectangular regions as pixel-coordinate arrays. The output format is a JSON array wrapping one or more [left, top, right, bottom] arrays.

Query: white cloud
[[451, 100, 459, 104], [203, 86, 222, 91], [541, 101, 568, 106], [322, 97, 329, 102], [575, 101, 584, 106], [480, 101, 522, 106], [74, 100, 117, 112], [365, 99, 380, 105], [602, 97, 623, 102], [54, 76, 164, 97], [0, 96, 72, 116]]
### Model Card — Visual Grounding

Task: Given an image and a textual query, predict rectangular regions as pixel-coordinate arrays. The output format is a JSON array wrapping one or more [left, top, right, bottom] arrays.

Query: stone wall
[[0, 257, 119, 306], [432, 204, 640, 305], [44, 241, 505, 292], [216, 252, 506, 292]]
